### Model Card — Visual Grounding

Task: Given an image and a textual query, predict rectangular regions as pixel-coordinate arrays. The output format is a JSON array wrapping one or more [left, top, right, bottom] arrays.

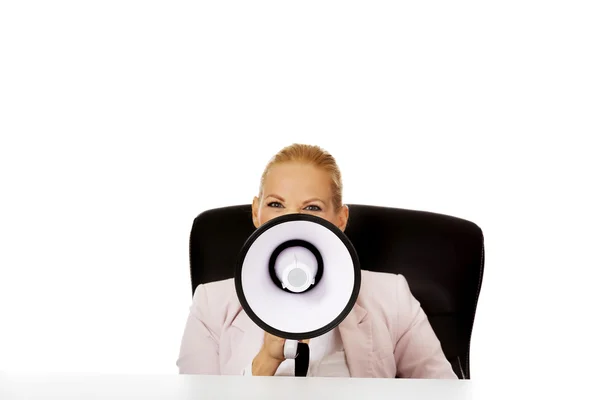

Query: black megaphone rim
[[234, 213, 361, 340]]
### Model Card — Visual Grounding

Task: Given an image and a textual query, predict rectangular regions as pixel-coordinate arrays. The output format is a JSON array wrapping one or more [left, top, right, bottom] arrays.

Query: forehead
[[263, 162, 332, 198]]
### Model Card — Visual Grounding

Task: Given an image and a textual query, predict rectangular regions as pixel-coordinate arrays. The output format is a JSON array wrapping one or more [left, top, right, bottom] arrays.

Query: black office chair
[[188, 204, 485, 379]]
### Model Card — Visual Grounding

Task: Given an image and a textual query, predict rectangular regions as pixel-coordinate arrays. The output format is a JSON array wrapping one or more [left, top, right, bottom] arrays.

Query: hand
[[261, 332, 311, 361], [251, 332, 310, 376], [261, 332, 286, 362]]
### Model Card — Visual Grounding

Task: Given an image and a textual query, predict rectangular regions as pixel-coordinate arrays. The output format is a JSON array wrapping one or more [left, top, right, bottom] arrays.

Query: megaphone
[[234, 213, 361, 366]]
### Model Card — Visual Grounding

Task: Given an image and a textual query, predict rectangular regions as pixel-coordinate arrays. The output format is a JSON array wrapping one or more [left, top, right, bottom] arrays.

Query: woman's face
[[252, 162, 349, 231]]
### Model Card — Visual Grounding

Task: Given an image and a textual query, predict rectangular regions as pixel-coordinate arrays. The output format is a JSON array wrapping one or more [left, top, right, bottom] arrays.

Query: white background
[[1, 0, 599, 383]]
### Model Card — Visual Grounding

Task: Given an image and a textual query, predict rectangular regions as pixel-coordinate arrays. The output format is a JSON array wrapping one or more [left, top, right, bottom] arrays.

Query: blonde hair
[[258, 143, 344, 211]]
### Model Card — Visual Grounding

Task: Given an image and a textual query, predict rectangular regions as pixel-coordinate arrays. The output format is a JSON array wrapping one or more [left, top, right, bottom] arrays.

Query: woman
[[177, 143, 457, 379]]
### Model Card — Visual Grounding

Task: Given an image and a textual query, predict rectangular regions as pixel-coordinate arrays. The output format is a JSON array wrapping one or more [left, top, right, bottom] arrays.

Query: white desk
[[0, 373, 594, 399]]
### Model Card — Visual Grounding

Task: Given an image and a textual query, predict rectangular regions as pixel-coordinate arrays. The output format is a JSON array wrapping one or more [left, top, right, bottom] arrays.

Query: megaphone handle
[[295, 342, 310, 377], [283, 339, 309, 376], [283, 339, 299, 359]]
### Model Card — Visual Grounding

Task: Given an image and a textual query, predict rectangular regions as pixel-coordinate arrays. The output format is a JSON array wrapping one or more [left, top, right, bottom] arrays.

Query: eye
[[267, 202, 283, 208], [304, 205, 322, 212]]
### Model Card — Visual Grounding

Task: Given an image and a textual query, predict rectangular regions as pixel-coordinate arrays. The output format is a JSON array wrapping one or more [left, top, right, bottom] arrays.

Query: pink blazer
[[177, 270, 457, 379]]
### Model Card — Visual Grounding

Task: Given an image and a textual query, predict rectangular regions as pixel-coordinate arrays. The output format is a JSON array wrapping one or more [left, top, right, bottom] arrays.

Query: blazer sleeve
[[393, 274, 458, 379], [176, 284, 221, 374]]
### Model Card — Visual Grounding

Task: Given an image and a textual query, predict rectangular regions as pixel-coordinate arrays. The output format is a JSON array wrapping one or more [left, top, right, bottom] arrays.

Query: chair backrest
[[188, 204, 484, 379]]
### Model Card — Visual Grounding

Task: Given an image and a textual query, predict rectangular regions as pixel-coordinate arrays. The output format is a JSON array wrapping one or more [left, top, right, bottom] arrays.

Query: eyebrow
[[265, 194, 326, 205], [302, 198, 326, 205], [265, 194, 285, 201]]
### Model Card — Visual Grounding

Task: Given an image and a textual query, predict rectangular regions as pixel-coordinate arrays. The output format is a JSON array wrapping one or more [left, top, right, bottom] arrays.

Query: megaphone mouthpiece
[[269, 239, 324, 294]]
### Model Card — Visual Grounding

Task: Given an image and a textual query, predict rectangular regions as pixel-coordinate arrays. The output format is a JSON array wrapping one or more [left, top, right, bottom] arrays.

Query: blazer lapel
[[338, 303, 373, 377], [230, 307, 255, 333], [227, 308, 264, 373]]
